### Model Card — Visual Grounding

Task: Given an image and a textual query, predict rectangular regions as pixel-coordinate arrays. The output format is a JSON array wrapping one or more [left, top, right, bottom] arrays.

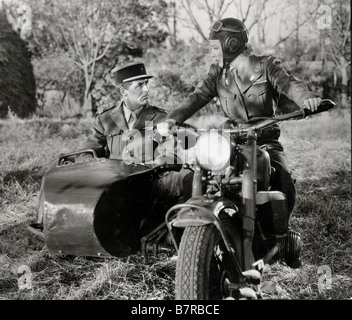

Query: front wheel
[[175, 216, 242, 300]]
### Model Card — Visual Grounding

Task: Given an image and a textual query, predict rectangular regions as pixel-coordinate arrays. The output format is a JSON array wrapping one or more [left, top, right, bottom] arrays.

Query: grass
[[0, 108, 351, 300]]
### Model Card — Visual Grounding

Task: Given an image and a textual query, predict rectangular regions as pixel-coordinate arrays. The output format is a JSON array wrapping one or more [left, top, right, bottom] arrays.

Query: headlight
[[195, 131, 231, 171]]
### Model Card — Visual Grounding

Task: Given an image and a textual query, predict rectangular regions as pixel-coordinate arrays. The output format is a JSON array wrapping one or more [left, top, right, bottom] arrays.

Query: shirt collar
[[123, 103, 144, 121]]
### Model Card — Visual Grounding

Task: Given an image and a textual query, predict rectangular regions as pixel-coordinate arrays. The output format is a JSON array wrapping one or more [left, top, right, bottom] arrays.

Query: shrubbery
[[0, 10, 36, 118]]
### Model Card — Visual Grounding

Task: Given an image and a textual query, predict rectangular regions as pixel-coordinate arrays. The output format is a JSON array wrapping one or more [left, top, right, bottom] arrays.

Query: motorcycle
[[28, 99, 335, 300], [162, 99, 335, 300]]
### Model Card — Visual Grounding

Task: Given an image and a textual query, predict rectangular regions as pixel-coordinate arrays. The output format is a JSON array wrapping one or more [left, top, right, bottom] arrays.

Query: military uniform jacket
[[80, 102, 167, 162], [167, 55, 319, 136]]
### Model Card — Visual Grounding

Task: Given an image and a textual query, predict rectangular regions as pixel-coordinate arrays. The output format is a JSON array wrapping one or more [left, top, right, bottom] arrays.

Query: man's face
[[210, 39, 224, 68], [123, 79, 149, 111]]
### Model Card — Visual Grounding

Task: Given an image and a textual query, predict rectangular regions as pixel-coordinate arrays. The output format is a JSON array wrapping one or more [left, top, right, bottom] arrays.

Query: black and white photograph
[[0, 0, 350, 304]]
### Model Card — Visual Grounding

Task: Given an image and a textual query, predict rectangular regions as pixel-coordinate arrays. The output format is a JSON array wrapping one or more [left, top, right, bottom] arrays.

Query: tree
[[29, 0, 169, 115], [319, 0, 350, 108], [176, 0, 280, 44], [0, 9, 36, 118], [177, 0, 238, 41]]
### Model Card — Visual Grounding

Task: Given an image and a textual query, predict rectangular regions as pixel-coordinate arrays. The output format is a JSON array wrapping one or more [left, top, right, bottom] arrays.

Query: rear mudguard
[[41, 156, 168, 258]]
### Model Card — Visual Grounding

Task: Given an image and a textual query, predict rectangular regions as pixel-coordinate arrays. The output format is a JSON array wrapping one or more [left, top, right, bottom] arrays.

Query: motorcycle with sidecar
[[28, 99, 335, 300]]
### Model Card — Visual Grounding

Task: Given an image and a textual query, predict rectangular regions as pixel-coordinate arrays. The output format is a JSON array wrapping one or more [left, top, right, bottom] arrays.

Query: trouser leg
[[261, 141, 302, 268], [158, 168, 193, 202], [264, 142, 296, 216], [182, 170, 193, 201]]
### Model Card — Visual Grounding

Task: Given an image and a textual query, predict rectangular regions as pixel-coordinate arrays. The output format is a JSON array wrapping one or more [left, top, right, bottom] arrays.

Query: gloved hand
[[156, 119, 176, 137]]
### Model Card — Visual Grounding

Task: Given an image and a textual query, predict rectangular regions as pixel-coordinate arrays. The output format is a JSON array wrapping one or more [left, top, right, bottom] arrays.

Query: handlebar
[[301, 99, 335, 117], [167, 99, 335, 138], [227, 99, 336, 136]]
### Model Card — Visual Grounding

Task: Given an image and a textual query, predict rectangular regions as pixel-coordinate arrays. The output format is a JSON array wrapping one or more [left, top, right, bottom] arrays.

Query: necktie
[[128, 112, 136, 129]]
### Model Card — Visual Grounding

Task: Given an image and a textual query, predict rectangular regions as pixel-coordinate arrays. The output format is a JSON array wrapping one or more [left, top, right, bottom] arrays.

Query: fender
[[165, 196, 242, 273], [167, 196, 239, 228]]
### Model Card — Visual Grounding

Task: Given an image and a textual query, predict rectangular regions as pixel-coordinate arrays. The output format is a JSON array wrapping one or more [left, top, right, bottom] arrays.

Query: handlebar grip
[[303, 99, 336, 117]]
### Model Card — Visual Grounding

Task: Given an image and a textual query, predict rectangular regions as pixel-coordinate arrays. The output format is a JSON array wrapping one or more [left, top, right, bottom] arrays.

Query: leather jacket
[[167, 54, 319, 140]]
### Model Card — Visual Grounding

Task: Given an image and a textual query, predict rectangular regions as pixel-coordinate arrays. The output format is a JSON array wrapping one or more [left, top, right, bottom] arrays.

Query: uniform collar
[[229, 55, 262, 94], [229, 54, 248, 74], [123, 103, 144, 123], [110, 101, 157, 131]]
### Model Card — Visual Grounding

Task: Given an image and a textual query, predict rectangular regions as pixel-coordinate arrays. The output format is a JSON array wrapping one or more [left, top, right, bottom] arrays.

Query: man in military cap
[[81, 62, 162, 161], [80, 61, 193, 202], [157, 18, 323, 269]]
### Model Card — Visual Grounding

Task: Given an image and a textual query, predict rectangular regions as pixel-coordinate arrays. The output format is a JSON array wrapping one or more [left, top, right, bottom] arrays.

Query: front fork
[[239, 129, 258, 270]]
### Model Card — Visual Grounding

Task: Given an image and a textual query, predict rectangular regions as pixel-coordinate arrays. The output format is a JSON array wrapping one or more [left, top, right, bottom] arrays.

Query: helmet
[[209, 18, 248, 67]]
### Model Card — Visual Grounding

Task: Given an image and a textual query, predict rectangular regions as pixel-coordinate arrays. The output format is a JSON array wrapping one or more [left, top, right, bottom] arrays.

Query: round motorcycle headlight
[[195, 131, 231, 171]]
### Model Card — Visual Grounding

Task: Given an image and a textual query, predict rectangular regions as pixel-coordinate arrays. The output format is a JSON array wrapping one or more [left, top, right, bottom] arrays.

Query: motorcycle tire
[[175, 215, 242, 300]]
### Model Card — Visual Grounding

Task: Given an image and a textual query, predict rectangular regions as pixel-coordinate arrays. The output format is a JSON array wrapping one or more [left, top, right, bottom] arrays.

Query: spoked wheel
[[175, 216, 242, 300]]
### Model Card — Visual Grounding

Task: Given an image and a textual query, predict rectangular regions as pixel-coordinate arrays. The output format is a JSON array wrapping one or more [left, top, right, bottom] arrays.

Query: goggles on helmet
[[209, 20, 248, 40]]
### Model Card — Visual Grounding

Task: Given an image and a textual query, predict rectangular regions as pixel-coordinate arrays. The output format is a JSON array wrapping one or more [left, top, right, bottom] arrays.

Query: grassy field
[[0, 108, 351, 300]]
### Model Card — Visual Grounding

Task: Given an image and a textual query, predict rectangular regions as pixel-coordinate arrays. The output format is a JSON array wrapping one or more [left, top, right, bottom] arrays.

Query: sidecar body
[[29, 150, 181, 258]]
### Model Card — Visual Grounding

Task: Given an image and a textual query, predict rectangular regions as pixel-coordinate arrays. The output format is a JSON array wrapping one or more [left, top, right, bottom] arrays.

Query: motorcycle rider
[[157, 18, 322, 268]]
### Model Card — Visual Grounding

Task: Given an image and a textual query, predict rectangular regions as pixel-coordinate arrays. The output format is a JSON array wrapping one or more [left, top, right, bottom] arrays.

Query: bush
[[32, 54, 84, 118], [0, 10, 36, 118]]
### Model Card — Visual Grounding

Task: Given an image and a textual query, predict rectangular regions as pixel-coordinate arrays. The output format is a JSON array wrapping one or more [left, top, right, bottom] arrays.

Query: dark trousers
[[260, 140, 296, 216]]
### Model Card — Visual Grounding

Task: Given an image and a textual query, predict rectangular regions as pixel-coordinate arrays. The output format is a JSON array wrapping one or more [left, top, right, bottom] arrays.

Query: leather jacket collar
[[229, 55, 263, 94]]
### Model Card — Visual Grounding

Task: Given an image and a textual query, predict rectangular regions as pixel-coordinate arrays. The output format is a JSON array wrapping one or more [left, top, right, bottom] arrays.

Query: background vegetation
[[0, 0, 350, 300], [0, 0, 350, 119]]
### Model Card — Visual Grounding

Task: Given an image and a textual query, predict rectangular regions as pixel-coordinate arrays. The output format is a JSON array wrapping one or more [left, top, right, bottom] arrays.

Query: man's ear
[[119, 87, 126, 97]]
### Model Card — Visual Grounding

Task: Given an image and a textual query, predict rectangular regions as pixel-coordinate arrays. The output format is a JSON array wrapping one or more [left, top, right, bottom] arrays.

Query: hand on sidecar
[[58, 149, 99, 166], [75, 153, 94, 163]]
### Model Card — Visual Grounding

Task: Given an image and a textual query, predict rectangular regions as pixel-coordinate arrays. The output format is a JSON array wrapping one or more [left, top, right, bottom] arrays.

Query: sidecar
[[28, 149, 185, 258]]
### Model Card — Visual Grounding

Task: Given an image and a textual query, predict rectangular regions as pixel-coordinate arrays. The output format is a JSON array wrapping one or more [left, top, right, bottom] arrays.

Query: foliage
[[145, 40, 224, 118], [313, 0, 350, 108], [30, 0, 169, 59], [28, 0, 170, 114], [0, 10, 36, 118]]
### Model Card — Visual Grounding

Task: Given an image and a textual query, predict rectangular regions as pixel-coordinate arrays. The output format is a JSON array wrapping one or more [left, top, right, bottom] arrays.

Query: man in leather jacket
[[157, 18, 322, 268]]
